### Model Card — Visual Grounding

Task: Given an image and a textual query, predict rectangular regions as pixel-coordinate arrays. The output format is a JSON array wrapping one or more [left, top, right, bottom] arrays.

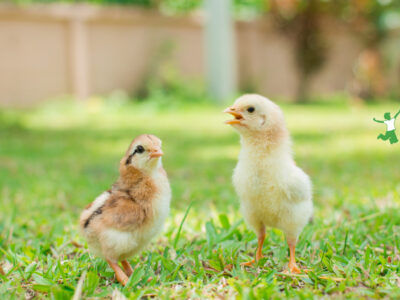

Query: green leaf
[[32, 274, 53, 286], [218, 214, 230, 229]]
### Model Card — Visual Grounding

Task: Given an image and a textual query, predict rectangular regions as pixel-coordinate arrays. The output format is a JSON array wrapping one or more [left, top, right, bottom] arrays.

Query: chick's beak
[[149, 148, 164, 159], [224, 107, 243, 125]]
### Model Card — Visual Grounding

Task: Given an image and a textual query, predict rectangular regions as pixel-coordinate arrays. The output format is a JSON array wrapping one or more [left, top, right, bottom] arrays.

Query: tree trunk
[[296, 73, 310, 103]]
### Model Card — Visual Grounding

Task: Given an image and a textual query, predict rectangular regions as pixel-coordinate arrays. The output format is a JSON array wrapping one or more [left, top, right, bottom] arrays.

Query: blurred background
[[1, 2, 400, 298], [1, 0, 400, 106]]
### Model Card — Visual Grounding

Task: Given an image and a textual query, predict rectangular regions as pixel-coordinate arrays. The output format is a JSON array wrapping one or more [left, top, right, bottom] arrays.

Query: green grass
[[1, 97, 400, 299]]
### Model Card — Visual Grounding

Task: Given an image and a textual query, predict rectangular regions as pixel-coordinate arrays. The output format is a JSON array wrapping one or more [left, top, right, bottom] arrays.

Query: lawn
[[0, 97, 399, 299]]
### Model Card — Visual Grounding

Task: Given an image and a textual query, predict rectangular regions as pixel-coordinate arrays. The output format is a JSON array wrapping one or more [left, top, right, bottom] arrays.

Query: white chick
[[224, 94, 313, 273], [80, 134, 171, 285]]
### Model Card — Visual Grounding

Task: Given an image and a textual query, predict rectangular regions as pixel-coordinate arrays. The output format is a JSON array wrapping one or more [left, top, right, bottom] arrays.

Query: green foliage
[[133, 45, 211, 107], [0, 94, 400, 298], [269, 0, 328, 102], [160, 0, 201, 14], [266, 0, 400, 102], [334, 0, 400, 39], [233, 0, 266, 19], [7, 0, 155, 6], [6, 0, 400, 24]]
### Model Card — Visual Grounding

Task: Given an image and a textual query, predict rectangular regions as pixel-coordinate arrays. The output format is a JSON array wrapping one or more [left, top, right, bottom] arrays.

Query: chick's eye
[[136, 145, 145, 154], [247, 107, 255, 113]]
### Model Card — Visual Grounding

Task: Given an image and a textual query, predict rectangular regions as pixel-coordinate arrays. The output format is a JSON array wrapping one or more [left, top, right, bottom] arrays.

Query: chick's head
[[224, 94, 286, 138], [120, 134, 163, 174]]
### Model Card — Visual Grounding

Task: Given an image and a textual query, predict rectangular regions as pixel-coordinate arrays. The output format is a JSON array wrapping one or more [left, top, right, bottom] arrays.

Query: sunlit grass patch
[[0, 98, 399, 298]]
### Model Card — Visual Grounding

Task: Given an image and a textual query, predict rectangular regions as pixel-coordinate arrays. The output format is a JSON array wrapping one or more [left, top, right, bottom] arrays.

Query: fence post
[[69, 17, 89, 100], [204, 0, 237, 102]]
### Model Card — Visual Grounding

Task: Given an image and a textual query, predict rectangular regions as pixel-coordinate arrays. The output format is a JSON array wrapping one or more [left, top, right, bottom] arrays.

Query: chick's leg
[[107, 259, 129, 286], [287, 238, 301, 274], [241, 226, 265, 267], [121, 260, 134, 277]]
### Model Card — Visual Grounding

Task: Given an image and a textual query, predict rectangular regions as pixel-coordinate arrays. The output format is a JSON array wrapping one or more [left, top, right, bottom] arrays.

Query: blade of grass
[[173, 202, 193, 249], [342, 230, 349, 255], [72, 270, 87, 300]]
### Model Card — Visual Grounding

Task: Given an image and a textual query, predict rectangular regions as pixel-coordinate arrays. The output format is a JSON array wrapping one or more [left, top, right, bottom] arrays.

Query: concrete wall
[[0, 4, 398, 106], [0, 4, 205, 106], [0, 17, 70, 106]]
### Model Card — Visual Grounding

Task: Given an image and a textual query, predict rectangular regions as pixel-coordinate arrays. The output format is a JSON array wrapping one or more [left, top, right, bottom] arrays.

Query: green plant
[[1, 96, 400, 298], [269, 0, 328, 103], [334, 0, 400, 100]]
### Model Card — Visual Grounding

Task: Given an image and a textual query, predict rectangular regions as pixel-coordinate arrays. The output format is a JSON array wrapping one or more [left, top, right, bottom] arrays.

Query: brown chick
[[79, 134, 171, 286]]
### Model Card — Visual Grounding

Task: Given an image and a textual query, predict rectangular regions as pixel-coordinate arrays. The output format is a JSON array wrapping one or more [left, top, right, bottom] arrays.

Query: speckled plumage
[[79, 134, 171, 285]]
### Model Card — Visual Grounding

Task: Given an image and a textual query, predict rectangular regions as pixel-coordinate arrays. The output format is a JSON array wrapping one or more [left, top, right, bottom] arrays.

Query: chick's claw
[[240, 256, 265, 267], [118, 275, 129, 286], [283, 264, 309, 274], [240, 259, 256, 267], [288, 262, 301, 274]]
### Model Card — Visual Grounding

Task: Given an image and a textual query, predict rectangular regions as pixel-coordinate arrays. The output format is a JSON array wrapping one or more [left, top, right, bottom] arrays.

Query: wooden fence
[[0, 4, 399, 106]]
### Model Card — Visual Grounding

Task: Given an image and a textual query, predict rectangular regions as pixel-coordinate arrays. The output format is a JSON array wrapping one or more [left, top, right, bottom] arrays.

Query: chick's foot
[[240, 259, 256, 267], [288, 261, 301, 274], [121, 260, 134, 277], [107, 260, 129, 286]]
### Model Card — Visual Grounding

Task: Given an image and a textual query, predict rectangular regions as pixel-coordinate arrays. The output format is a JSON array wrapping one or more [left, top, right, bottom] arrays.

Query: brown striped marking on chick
[[83, 172, 157, 232], [79, 134, 171, 286]]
